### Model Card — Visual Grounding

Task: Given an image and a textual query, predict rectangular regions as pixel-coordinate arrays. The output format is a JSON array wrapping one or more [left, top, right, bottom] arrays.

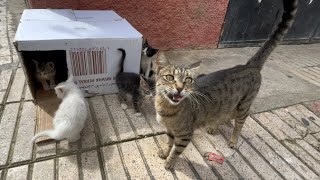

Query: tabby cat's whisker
[[192, 91, 213, 104], [189, 93, 200, 108]]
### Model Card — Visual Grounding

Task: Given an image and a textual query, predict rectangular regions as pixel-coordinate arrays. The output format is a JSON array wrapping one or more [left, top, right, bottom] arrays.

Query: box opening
[[21, 50, 68, 143], [21, 50, 68, 93]]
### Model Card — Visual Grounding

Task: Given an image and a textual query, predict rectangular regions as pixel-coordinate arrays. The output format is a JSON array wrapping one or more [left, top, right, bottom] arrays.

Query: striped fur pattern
[[155, 0, 298, 170]]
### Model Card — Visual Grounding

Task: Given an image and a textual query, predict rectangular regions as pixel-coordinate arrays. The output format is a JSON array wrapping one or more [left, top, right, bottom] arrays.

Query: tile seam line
[[255, 134, 306, 180], [266, 111, 313, 179], [237, 130, 287, 179], [250, 99, 320, 116], [6, 82, 26, 165], [190, 139, 226, 180], [181, 153, 202, 180], [122, 108, 156, 180], [0, 104, 21, 172], [102, 96, 131, 179], [135, 140, 156, 180], [288, 139, 320, 174], [280, 140, 320, 177], [77, 138, 84, 180], [286, 109, 320, 133], [151, 136, 178, 179], [250, 115, 320, 177], [270, 108, 320, 151], [204, 134, 244, 179], [87, 99, 108, 180], [1, 1, 12, 178], [0, 69, 15, 124], [2, 101, 320, 170], [217, 129, 266, 180], [0, 133, 168, 171]]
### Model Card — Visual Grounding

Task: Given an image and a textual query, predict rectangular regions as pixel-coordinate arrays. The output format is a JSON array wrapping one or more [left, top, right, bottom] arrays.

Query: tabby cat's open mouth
[[168, 93, 183, 103]]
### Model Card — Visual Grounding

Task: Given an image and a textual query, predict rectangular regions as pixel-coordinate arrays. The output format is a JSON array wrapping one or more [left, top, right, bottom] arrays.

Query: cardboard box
[[15, 9, 143, 98], [14, 9, 142, 143]]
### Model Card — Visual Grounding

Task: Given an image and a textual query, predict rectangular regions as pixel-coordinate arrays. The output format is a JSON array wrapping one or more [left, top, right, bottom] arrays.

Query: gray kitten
[[154, 0, 298, 170], [116, 49, 155, 116], [33, 59, 56, 91]]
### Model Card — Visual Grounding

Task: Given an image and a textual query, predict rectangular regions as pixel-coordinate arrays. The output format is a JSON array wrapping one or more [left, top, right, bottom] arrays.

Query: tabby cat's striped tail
[[246, 0, 298, 70]]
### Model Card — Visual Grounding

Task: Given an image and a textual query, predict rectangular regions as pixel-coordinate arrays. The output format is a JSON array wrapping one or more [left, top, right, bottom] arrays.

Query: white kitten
[[31, 76, 87, 144]]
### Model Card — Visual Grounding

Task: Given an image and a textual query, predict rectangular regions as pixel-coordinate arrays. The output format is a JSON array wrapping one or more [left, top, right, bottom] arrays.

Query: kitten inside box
[[21, 50, 68, 92]]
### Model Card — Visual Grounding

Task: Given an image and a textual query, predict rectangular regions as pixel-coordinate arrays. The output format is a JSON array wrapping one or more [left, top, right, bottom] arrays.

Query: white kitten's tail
[[30, 130, 62, 144]]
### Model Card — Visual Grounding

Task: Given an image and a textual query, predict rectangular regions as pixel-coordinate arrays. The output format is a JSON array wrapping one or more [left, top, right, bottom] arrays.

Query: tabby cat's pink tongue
[[173, 94, 182, 101]]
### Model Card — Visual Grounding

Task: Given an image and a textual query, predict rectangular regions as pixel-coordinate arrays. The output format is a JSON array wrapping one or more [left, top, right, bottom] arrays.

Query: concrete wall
[[28, 0, 229, 50]]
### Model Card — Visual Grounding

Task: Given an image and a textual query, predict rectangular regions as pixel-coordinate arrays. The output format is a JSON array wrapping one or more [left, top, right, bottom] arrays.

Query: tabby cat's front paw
[[158, 149, 169, 159], [206, 127, 218, 135], [164, 159, 175, 170], [228, 139, 237, 149], [121, 103, 128, 110]]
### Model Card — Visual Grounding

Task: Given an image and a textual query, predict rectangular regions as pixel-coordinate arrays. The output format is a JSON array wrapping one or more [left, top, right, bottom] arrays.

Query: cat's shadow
[[173, 158, 219, 178]]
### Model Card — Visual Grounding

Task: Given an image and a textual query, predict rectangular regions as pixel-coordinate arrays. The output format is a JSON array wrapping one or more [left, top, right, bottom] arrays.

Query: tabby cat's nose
[[176, 88, 183, 93]]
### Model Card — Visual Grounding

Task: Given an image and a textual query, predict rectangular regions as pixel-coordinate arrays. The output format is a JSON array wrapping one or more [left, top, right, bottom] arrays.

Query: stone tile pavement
[[1, 0, 320, 179]]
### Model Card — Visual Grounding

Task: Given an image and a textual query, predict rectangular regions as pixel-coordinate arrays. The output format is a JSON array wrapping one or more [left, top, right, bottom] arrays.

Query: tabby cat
[[154, 0, 298, 170], [116, 48, 155, 116], [33, 59, 56, 91]]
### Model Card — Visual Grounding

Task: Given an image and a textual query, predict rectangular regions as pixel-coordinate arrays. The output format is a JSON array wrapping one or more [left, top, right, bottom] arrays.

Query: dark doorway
[[219, 0, 320, 48]]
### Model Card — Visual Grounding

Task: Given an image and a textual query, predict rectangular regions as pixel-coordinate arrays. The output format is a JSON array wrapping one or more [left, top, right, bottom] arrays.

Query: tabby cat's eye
[[165, 75, 174, 81], [185, 77, 193, 84]]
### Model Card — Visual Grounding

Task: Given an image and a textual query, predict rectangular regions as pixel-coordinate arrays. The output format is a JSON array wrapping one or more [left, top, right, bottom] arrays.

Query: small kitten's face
[[54, 76, 75, 99], [140, 75, 154, 99], [156, 63, 200, 105], [33, 60, 56, 77], [142, 40, 159, 57]]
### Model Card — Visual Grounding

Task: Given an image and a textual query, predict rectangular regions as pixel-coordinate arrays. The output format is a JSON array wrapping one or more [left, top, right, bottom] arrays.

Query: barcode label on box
[[69, 47, 107, 76]]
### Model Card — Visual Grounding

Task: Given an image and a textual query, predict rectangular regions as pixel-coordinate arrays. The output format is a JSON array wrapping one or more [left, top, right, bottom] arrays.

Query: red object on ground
[[205, 152, 225, 164]]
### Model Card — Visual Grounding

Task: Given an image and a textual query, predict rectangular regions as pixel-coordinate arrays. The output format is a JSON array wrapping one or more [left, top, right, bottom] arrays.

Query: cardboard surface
[[15, 20, 142, 41], [35, 90, 60, 143], [15, 9, 143, 141], [74, 10, 122, 21], [15, 9, 142, 97], [21, 9, 122, 22], [21, 9, 76, 21]]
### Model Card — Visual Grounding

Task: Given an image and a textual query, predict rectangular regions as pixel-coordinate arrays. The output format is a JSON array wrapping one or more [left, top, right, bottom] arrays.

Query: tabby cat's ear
[[48, 62, 55, 69], [188, 61, 202, 72], [155, 52, 170, 74]]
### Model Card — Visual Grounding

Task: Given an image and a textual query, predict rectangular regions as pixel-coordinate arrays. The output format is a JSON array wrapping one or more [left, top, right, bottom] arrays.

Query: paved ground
[[2, 0, 320, 179]]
